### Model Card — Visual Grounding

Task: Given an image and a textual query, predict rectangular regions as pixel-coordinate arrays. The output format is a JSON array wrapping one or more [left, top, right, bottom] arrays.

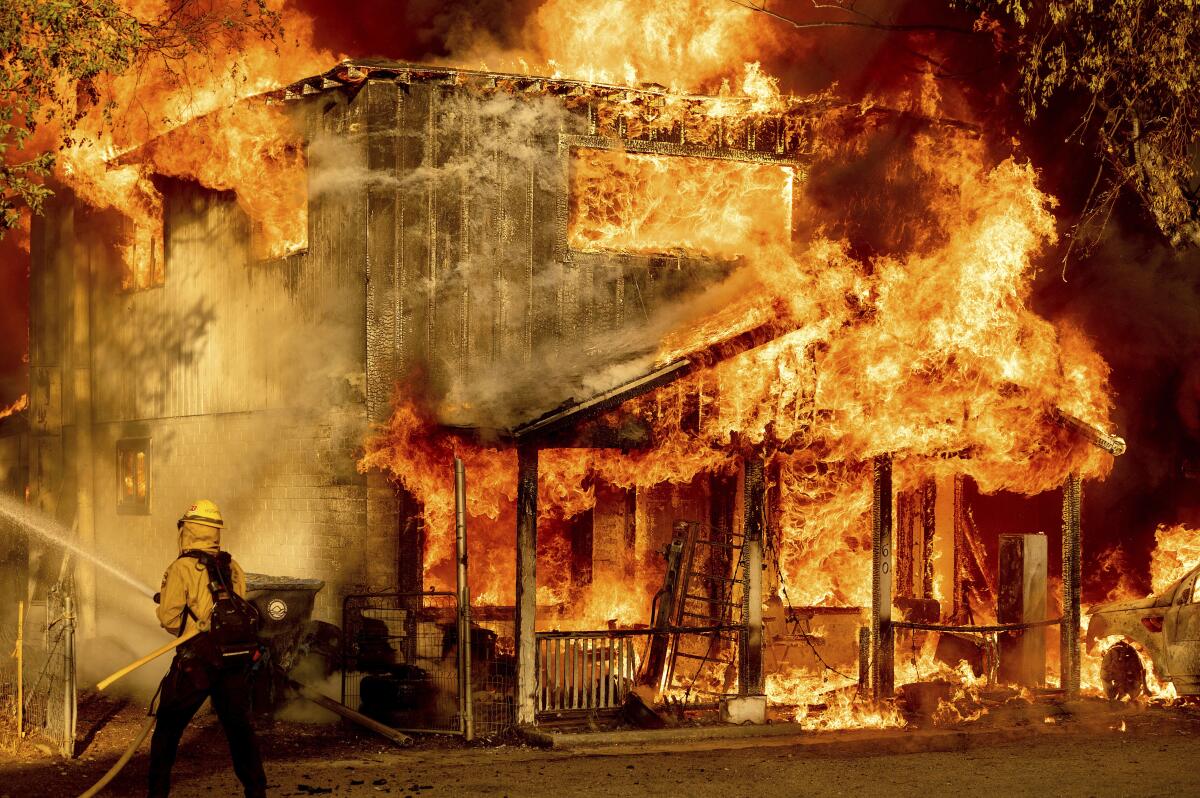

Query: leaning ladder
[[662, 520, 748, 700]]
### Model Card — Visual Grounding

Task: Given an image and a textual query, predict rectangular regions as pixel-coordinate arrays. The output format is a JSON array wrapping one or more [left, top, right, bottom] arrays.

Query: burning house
[[10, 57, 1126, 730]]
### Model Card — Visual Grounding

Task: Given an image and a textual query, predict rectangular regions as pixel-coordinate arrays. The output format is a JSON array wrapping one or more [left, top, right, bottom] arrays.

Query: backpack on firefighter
[[180, 549, 262, 662]]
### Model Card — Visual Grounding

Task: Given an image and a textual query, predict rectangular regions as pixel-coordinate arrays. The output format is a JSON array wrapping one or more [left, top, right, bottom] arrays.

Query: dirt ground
[[2, 695, 1199, 798]]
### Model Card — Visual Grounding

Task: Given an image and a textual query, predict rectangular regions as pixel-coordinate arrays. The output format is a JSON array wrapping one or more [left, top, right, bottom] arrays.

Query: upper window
[[116, 437, 151, 515], [120, 217, 165, 292], [568, 148, 793, 259], [246, 139, 308, 261]]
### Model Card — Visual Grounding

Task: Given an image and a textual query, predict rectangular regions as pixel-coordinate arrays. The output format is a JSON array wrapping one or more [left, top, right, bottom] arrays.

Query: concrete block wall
[[92, 407, 372, 631]]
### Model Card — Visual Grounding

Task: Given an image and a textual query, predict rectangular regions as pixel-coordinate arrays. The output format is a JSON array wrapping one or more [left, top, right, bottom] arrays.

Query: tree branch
[[728, 0, 980, 36]]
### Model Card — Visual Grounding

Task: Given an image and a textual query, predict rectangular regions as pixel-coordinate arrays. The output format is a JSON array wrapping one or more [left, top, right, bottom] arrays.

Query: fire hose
[[76, 712, 158, 798], [78, 640, 411, 796], [95, 627, 201, 692]]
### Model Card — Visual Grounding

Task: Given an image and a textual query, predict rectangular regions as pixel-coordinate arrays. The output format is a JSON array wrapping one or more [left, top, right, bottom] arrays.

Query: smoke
[[1, 0, 1196, 607], [275, 654, 341, 724], [312, 89, 764, 431], [1032, 226, 1200, 595], [0, 497, 173, 699]]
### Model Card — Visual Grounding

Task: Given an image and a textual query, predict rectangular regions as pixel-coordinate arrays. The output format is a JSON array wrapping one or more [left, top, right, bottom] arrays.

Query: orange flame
[[529, 0, 784, 90], [0, 394, 28, 422], [569, 149, 793, 258], [46, 1, 333, 273], [1150, 523, 1200, 593]]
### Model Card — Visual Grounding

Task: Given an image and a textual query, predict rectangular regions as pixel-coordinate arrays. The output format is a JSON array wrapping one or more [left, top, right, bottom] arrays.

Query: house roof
[[270, 58, 836, 114], [507, 325, 1126, 459]]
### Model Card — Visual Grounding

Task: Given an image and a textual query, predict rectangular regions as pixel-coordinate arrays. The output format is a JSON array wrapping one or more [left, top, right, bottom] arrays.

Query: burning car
[[1085, 563, 1200, 699]]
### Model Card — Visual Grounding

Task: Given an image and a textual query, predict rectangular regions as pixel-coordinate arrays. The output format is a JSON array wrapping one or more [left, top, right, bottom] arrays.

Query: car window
[[1177, 575, 1196, 605]]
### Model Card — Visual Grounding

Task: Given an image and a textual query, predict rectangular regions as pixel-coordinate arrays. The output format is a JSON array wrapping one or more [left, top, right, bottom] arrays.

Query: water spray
[[0, 495, 156, 598]]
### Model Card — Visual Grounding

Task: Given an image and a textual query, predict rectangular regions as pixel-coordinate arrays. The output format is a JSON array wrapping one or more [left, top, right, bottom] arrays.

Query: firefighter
[[147, 500, 267, 798]]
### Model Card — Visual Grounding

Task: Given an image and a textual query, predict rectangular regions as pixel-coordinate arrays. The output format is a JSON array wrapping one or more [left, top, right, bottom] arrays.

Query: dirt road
[[3, 699, 1198, 797]]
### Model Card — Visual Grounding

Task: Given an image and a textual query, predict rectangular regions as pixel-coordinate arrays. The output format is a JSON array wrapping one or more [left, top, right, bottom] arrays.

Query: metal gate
[[1, 581, 77, 756], [341, 592, 514, 738]]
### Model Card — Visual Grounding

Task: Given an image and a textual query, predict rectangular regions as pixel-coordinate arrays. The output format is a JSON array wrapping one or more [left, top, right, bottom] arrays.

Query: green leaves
[[966, 0, 1200, 248], [0, 0, 282, 239], [0, 0, 142, 236]]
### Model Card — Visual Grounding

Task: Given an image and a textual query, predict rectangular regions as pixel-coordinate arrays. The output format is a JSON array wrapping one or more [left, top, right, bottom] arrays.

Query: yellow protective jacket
[[156, 520, 247, 635]]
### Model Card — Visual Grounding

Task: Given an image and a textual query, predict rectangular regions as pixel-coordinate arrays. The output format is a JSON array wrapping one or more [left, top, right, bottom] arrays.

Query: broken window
[[568, 148, 794, 259], [116, 437, 151, 515], [246, 138, 308, 261], [120, 217, 165, 292]]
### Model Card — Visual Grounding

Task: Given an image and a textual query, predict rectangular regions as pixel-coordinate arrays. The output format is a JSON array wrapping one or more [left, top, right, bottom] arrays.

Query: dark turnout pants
[[147, 651, 266, 798]]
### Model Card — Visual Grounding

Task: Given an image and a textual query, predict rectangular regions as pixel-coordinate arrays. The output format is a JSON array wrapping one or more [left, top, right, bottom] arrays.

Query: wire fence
[[342, 593, 514, 739], [0, 582, 77, 756]]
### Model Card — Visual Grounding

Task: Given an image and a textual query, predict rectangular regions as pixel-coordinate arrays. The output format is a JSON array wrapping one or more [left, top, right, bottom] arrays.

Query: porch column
[[739, 454, 765, 696], [871, 455, 894, 699], [1061, 473, 1082, 697], [515, 444, 539, 725]]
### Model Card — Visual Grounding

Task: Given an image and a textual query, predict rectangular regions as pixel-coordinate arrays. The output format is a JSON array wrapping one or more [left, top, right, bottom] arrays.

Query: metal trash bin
[[244, 573, 339, 711]]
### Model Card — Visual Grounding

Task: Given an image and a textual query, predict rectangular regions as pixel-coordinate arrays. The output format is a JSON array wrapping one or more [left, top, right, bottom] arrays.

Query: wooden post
[[952, 474, 967, 619], [739, 455, 765, 696], [453, 457, 474, 741], [1061, 474, 1082, 697], [871, 455, 894, 699], [514, 444, 538, 726], [920, 480, 936, 600]]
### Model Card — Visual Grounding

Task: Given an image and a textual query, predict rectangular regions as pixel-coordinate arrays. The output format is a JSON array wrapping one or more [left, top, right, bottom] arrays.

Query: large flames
[[16, 0, 1178, 728], [350, 1, 1128, 728], [569, 149, 794, 258], [29, 1, 331, 279], [1150, 523, 1200, 593]]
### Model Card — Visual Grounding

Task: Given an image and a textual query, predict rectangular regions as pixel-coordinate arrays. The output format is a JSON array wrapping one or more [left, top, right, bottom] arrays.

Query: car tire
[[1101, 641, 1145, 701]]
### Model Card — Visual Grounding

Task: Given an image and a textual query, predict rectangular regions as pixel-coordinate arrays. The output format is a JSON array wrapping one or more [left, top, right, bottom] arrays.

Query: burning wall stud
[[1061, 473, 1083, 697], [870, 455, 894, 700]]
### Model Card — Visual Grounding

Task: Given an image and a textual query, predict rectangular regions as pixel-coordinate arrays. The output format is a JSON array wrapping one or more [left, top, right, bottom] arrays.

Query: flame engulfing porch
[[338, 59, 1124, 728]]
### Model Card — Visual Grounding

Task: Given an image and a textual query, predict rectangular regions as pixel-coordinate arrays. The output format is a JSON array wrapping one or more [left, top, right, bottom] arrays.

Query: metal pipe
[[15, 600, 23, 738], [289, 679, 412, 746], [63, 594, 77, 758], [453, 457, 474, 741]]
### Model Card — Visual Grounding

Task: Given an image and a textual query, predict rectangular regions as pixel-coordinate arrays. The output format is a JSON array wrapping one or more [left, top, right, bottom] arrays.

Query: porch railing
[[535, 630, 651, 715]]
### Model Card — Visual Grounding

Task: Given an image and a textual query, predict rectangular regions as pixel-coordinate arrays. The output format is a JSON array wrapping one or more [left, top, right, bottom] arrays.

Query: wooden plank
[[514, 444, 538, 724]]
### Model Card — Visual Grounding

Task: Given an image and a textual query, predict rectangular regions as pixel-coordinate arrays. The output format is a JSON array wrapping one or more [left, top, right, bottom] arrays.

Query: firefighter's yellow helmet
[[180, 499, 224, 529]]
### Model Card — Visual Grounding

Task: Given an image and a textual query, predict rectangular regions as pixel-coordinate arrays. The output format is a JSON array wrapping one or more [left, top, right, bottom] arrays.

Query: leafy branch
[[961, 1, 1200, 253], [0, 0, 283, 238], [728, 1, 980, 36]]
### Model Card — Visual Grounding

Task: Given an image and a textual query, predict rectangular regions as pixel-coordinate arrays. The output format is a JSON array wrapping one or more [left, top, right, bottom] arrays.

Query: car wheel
[[1100, 641, 1146, 701]]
